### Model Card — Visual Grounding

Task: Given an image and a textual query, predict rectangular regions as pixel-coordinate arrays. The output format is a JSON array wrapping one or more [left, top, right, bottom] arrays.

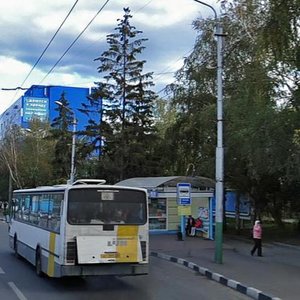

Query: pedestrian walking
[[251, 220, 263, 256]]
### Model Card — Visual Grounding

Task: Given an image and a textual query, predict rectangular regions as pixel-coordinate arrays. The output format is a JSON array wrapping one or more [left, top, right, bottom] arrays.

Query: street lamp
[[55, 101, 77, 184], [193, 0, 225, 264]]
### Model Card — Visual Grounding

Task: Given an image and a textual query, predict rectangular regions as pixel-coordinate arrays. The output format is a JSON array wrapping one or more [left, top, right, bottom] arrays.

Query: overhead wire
[[12, 0, 187, 91], [6, 0, 80, 109], [59, 1, 157, 87], [3, 0, 194, 109], [39, 0, 111, 84], [68, 0, 191, 93], [20, 0, 80, 89], [153, 49, 193, 85], [152, 48, 194, 98], [135, 0, 154, 13]]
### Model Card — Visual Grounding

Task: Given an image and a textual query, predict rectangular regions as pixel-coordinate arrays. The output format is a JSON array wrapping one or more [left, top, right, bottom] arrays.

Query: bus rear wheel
[[35, 248, 43, 277]]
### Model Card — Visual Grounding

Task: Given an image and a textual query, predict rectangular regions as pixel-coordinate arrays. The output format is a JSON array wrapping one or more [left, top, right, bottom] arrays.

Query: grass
[[224, 219, 300, 245]]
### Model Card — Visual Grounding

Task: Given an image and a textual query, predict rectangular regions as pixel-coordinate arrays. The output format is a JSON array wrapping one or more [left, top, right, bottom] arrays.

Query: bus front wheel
[[35, 248, 43, 277]]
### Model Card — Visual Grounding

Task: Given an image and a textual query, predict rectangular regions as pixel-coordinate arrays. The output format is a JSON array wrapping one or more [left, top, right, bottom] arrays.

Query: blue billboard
[[23, 97, 49, 122], [212, 191, 251, 218]]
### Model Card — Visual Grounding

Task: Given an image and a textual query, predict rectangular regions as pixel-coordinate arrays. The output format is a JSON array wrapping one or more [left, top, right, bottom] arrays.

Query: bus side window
[[48, 194, 62, 233], [12, 197, 18, 219], [16, 196, 22, 220], [30, 195, 39, 225], [38, 194, 49, 228], [22, 195, 31, 222]]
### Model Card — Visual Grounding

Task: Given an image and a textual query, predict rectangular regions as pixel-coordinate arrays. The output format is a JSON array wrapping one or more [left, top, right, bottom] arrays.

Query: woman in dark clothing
[[186, 215, 195, 236]]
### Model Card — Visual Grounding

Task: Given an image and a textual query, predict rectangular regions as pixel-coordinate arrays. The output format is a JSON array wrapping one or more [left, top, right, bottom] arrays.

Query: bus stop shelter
[[116, 176, 215, 239]]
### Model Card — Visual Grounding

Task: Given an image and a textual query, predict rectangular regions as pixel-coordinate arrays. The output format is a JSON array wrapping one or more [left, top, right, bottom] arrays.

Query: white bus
[[8, 179, 149, 278]]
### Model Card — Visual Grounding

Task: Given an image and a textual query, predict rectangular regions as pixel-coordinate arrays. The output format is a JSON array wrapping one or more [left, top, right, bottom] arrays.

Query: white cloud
[[0, 56, 32, 113], [0, 0, 67, 23], [0, 0, 220, 114], [0, 56, 98, 114], [133, 1, 198, 28]]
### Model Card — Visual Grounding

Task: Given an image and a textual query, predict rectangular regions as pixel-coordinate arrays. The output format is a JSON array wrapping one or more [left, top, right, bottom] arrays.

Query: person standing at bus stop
[[185, 215, 195, 236], [3, 201, 9, 223], [251, 220, 263, 256]]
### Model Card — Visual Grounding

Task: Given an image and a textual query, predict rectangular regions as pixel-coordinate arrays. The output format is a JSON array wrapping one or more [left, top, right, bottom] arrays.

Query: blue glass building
[[0, 84, 98, 136]]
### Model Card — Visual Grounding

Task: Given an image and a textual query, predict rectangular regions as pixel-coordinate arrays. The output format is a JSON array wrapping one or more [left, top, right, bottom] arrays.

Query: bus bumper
[[60, 263, 149, 277]]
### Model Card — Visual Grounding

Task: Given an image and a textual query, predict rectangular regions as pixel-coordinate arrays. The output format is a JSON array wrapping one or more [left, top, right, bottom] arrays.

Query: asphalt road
[[0, 222, 250, 300], [150, 233, 300, 300]]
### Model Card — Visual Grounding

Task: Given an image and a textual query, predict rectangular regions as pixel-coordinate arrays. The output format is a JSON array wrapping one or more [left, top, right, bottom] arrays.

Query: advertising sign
[[212, 191, 251, 219], [178, 205, 191, 216], [23, 97, 49, 122]]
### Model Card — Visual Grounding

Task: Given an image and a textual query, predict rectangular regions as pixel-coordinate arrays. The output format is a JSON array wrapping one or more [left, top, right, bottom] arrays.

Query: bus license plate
[[101, 253, 119, 259]]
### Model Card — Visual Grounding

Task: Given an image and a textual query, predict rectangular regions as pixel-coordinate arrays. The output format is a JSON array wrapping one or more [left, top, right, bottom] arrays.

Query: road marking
[[8, 282, 28, 300], [0, 267, 5, 274]]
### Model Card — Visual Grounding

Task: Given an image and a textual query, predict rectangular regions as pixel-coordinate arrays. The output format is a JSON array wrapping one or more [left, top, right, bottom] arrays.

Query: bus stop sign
[[177, 183, 191, 205]]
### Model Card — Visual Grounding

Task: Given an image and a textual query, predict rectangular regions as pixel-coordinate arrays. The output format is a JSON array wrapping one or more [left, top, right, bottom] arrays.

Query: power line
[[152, 49, 193, 82], [41, 0, 185, 93], [135, 0, 154, 13], [20, 0, 80, 89], [3, 0, 192, 108], [6, 0, 80, 109], [39, 0, 111, 84]]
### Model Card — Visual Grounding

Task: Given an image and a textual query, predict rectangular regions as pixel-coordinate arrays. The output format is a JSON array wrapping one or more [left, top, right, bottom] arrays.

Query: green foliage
[[220, 0, 300, 223], [262, 0, 300, 65], [0, 119, 55, 189], [156, 0, 300, 224], [20, 119, 55, 187]]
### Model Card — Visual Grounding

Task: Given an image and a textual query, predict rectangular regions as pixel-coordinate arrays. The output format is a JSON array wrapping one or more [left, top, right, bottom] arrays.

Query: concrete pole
[[70, 115, 77, 184], [193, 0, 224, 264], [55, 101, 77, 185], [215, 22, 224, 264]]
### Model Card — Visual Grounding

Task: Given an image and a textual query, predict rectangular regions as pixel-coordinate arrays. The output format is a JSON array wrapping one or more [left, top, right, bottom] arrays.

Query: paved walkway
[[150, 233, 300, 300]]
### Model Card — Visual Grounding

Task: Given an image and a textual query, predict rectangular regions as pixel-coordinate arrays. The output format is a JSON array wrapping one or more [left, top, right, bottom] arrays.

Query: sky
[[0, 0, 219, 114]]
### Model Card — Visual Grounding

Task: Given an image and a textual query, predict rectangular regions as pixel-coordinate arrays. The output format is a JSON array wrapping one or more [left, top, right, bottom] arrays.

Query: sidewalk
[[150, 233, 300, 300]]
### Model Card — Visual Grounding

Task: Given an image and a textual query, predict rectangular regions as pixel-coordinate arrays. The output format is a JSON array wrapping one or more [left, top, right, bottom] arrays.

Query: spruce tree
[[86, 7, 159, 183]]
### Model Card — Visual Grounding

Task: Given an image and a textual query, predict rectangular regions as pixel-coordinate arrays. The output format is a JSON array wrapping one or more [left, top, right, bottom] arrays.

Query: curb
[[150, 251, 281, 300], [272, 242, 300, 250]]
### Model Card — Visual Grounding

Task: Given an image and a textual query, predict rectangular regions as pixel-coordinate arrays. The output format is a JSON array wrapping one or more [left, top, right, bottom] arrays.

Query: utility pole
[[193, 0, 225, 264], [55, 101, 77, 184]]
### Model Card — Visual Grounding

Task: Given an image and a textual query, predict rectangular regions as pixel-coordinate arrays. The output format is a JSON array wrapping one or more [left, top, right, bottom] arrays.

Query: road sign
[[177, 183, 191, 206]]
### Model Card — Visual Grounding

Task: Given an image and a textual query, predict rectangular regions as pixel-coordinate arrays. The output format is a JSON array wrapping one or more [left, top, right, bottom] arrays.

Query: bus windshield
[[67, 188, 147, 225]]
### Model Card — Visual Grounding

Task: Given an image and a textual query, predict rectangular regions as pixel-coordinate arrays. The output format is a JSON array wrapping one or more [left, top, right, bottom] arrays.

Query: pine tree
[[86, 7, 159, 183]]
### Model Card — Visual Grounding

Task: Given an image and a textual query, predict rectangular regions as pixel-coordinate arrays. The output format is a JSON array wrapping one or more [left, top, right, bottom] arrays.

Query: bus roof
[[13, 179, 148, 194]]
